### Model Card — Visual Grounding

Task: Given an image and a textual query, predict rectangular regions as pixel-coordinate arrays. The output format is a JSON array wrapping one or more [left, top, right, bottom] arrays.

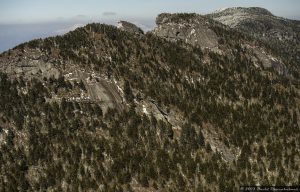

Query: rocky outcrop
[[0, 46, 124, 113], [0, 48, 61, 79], [152, 13, 219, 49], [117, 21, 144, 35]]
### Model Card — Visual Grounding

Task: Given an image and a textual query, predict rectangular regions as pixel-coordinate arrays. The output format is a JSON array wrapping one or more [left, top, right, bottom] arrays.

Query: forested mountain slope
[[0, 9, 299, 191], [207, 7, 300, 76]]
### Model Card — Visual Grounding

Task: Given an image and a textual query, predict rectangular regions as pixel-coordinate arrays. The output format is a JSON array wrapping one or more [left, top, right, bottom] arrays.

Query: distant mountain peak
[[207, 6, 299, 46], [212, 7, 274, 17]]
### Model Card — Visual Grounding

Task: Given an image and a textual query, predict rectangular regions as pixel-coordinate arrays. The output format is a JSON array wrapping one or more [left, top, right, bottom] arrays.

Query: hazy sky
[[1, 0, 300, 24], [0, 0, 300, 52]]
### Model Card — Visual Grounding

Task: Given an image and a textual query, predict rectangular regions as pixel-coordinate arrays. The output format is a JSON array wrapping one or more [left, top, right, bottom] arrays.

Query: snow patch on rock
[[142, 105, 148, 114]]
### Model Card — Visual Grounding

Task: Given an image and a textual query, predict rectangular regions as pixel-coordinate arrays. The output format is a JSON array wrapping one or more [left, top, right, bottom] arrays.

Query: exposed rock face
[[152, 13, 219, 49], [117, 21, 144, 35], [0, 48, 61, 79], [0, 46, 124, 113], [69, 70, 124, 113]]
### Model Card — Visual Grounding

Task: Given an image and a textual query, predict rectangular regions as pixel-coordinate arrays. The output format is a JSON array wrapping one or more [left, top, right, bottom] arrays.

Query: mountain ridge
[[0, 7, 299, 191], [207, 7, 300, 75], [211, 7, 274, 17]]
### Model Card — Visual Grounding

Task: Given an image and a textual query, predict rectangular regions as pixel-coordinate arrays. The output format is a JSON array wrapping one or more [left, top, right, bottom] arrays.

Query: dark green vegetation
[[0, 18, 299, 191]]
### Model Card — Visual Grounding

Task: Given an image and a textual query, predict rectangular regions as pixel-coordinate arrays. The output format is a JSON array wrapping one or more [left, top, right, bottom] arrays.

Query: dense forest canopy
[[0, 12, 299, 191]]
